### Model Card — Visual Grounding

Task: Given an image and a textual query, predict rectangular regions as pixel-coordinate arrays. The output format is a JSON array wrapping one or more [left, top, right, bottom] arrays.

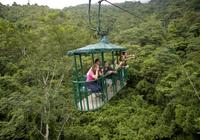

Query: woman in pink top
[[86, 64, 101, 92], [87, 65, 98, 81]]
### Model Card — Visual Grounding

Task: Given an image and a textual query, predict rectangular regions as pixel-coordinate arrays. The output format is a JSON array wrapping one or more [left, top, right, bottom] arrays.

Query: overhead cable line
[[88, 0, 145, 36], [103, 0, 145, 22], [133, 46, 200, 100], [166, 48, 200, 100], [177, 57, 200, 100], [88, 0, 96, 31]]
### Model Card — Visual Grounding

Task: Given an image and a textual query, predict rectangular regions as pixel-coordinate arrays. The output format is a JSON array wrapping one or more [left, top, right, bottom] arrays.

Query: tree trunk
[[44, 123, 49, 140]]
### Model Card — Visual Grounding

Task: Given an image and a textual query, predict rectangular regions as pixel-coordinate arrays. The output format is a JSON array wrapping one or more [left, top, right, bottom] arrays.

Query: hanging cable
[[97, 0, 102, 35], [104, 0, 145, 22], [88, 0, 96, 31], [177, 57, 200, 100], [88, 0, 145, 36], [165, 47, 200, 100], [135, 46, 200, 100]]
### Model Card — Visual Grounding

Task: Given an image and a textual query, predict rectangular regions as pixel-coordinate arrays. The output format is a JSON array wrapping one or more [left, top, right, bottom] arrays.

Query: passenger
[[104, 61, 117, 88], [119, 51, 135, 68], [104, 61, 117, 75], [95, 58, 101, 65], [118, 52, 135, 83], [86, 64, 102, 93], [115, 60, 123, 70], [94, 58, 103, 76]]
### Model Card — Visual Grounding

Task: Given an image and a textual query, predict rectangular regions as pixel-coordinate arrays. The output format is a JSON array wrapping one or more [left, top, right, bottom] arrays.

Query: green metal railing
[[73, 68, 127, 111]]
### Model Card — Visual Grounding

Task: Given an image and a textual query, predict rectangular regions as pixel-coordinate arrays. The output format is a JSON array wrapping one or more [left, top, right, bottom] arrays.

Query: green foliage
[[1, 0, 200, 139]]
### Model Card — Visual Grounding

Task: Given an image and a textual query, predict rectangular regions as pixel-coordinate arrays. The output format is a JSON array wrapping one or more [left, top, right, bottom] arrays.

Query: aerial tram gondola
[[67, 36, 128, 111], [67, 0, 141, 111]]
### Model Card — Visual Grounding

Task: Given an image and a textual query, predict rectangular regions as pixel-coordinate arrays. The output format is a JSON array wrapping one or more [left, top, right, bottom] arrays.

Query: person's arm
[[108, 67, 117, 74], [115, 61, 123, 70], [92, 67, 99, 79], [124, 54, 135, 60], [98, 68, 103, 76], [108, 70, 117, 74]]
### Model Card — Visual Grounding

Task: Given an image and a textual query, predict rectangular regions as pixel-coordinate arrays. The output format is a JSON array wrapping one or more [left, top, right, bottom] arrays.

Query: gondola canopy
[[67, 36, 127, 56]]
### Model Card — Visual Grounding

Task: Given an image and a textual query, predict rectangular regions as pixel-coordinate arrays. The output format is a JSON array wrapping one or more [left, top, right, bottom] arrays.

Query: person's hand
[[113, 71, 117, 74], [108, 71, 112, 74], [96, 65, 99, 71], [119, 61, 123, 66], [99, 69, 103, 75]]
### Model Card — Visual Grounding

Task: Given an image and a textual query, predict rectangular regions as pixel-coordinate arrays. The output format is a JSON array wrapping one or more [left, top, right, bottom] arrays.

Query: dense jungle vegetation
[[1, 0, 200, 139]]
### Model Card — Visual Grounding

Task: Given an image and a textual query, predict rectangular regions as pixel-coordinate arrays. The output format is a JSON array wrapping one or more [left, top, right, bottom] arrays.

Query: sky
[[0, 0, 150, 9]]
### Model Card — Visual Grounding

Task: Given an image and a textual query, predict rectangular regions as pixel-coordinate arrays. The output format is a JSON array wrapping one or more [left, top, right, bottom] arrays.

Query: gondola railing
[[72, 68, 127, 111]]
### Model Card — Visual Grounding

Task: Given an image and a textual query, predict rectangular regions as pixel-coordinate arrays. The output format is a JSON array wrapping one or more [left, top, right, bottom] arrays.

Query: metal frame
[[71, 51, 127, 111]]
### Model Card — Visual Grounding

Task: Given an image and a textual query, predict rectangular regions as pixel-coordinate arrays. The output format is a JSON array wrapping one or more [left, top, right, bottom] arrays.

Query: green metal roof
[[67, 36, 127, 56]]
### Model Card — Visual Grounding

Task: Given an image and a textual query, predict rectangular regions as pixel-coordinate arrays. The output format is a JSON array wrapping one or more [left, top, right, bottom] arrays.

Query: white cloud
[[0, 0, 150, 9]]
